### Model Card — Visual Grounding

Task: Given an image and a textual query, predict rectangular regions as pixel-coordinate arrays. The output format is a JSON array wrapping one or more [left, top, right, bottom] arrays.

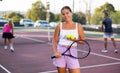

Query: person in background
[[2, 19, 15, 52], [52, 6, 84, 73], [100, 12, 118, 53]]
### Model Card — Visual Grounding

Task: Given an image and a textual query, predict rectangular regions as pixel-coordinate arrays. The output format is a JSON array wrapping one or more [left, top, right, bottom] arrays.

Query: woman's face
[[61, 8, 72, 22]]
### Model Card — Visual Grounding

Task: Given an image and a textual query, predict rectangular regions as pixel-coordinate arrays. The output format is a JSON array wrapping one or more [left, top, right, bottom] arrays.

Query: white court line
[[16, 35, 51, 44], [16, 36, 120, 72], [17, 35, 120, 61], [0, 64, 11, 73], [16, 35, 45, 43], [39, 62, 120, 73], [90, 52, 120, 61]]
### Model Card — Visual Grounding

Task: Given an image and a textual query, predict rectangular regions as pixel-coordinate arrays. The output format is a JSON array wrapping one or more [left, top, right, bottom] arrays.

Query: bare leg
[[57, 67, 67, 73], [8, 38, 12, 46], [111, 38, 117, 49], [111, 38, 118, 53], [101, 38, 108, 52], [4, 38, 8, 49], [68, 68, 80, 73], [8, 38, 14, 52], [4, 38, 7, 46], [104, 38, 107, 49]]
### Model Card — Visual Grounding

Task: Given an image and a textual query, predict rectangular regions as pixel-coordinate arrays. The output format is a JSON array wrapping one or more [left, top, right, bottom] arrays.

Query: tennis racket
[[51, 40, 91, 59]]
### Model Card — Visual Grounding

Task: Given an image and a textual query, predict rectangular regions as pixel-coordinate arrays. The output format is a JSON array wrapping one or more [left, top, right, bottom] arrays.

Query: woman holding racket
[[2, 19, 15, 52], [52, 6, 85, 73]]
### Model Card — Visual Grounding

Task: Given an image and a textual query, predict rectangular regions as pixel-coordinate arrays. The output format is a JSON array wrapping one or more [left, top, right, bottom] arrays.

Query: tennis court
[[0, 27, 120, 73]]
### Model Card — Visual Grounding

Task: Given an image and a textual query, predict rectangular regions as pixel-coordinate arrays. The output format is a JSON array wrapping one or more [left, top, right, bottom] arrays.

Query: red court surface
[[0, 29, 120, 73]]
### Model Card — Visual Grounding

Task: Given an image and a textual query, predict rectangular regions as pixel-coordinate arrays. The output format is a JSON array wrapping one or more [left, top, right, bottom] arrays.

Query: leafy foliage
[[5, 12, 24, 22], [25, 1, 46, 22], [73, 12, 86, 24], [91, 2, 119, 25]]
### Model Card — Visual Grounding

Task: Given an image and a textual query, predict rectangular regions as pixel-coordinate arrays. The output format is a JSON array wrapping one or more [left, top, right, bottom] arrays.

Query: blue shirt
[[102, 18, 113, 33]]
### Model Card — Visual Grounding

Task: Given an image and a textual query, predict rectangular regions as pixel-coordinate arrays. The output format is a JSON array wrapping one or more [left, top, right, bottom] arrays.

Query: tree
[[49, 12, 55, 22], [25, 9, 32, 19], [100, 2, 115, 15], [91, 2, 116, 25], [91, 8, 103, 25], [25, 1, 46, 22], [72, 12, 86, 24], [111, 11, 120, 24], [12, 15, 21, 22], [53, 14, 61, 22], [5, 12, 24, 22]]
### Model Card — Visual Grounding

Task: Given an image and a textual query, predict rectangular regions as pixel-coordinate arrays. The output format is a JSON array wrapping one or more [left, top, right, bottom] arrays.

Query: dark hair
[[104, 12, 109, 16], [61, 6, 72, 13]]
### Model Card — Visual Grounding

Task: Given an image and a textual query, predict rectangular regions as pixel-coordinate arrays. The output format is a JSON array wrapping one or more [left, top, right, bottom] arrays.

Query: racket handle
[[51, 56, 56, 59]]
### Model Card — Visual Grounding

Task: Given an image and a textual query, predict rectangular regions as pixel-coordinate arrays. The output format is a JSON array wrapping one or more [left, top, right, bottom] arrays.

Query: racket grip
[[51, 56, 56, 59]]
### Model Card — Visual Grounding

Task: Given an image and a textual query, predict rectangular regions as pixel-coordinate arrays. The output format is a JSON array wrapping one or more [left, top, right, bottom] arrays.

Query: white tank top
[[58, 23, 79, 46]]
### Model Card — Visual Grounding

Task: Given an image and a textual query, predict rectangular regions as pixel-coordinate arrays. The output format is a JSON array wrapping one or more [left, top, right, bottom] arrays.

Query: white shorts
[[53, 45, 80, 69], [103, 32, 114, 38]]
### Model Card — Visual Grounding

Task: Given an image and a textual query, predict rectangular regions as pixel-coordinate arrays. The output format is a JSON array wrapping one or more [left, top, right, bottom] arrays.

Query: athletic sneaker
[[114, 49, 118, 53], [4, 46, 7, 49], [10, 47, 14, 52], [101, 49, 108, 53]]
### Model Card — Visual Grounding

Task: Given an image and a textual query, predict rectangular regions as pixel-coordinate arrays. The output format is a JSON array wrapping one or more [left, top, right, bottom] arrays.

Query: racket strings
[[51, 40, 91, 59], [77, 41, 90, 59]]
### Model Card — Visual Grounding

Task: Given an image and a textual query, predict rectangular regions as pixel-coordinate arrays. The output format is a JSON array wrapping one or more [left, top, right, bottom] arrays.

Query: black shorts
[[2, 32, 14, 39]]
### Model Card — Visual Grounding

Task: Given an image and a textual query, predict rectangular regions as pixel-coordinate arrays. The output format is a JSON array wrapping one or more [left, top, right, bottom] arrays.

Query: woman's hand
[[54, 52, 62, 58]]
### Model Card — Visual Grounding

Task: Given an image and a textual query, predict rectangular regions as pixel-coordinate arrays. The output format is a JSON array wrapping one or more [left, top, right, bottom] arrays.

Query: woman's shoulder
[[76, 23, 83, 30], [4, 23, 8, 26], [4, 23, 8, 25], [56, 22, 63, 27], [55, 23, 60, 29]]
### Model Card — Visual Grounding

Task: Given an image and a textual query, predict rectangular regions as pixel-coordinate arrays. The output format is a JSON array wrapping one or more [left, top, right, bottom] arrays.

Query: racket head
[[62, 40, 91, 59], [51, 40, 91, 59], [72, 40, 91, 59]]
